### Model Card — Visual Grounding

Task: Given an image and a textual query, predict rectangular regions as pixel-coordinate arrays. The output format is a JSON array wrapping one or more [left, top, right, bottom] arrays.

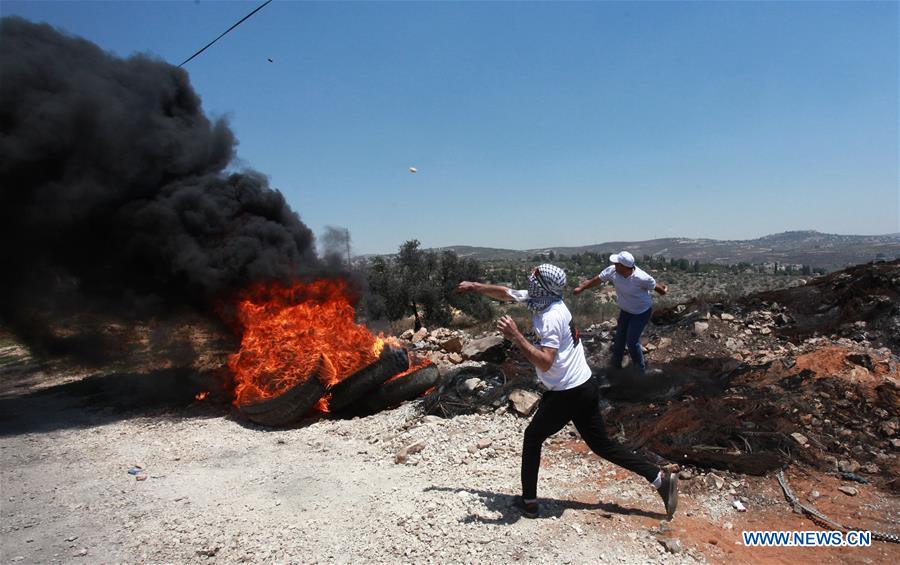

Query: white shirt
[[599, 265, 656, 314], [506, 289, 593, 391]]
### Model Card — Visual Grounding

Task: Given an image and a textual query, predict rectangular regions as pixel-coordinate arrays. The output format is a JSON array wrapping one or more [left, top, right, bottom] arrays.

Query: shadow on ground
[[0, 367, 232, 436], [424, 485, 666, 525]]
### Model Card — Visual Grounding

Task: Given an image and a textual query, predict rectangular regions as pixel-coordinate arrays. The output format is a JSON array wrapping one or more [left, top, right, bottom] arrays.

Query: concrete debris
[[508, 389, 540, 417], [411, 327, 429, 343], [461, 336, 506, 363]]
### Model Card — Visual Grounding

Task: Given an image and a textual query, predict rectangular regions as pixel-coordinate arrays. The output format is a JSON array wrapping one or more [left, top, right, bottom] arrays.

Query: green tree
[[363, 240, 493, 328]]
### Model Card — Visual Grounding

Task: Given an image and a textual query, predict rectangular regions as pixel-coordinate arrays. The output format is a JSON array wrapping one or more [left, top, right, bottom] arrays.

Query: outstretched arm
[[573, 275, 603, 295], [654, 283, 668, 295], [456, 281, 516, 302]]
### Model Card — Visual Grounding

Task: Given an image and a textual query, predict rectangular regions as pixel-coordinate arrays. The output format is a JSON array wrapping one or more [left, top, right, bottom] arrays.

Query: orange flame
[[228, 279, 386, 406], [195, 391, 209, 401]]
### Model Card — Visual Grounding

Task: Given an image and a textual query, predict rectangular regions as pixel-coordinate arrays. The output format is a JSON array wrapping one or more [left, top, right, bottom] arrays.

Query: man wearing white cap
[[574, 251, 668, 373]]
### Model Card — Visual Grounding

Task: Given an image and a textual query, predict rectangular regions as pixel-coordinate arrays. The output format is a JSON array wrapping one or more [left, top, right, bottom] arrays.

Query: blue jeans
[[610, 307, 652, 373]]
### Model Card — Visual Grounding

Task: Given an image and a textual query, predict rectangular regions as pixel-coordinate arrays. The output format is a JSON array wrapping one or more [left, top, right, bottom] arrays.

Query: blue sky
[[2, 1, 898, 254]]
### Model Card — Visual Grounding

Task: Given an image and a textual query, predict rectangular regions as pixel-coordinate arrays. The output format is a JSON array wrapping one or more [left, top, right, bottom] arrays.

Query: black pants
[[521, 377, 659, 500]]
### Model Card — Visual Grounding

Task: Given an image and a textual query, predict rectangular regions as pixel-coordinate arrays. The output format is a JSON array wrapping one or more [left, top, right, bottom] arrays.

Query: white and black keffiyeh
[[523, 263, 567, 312]]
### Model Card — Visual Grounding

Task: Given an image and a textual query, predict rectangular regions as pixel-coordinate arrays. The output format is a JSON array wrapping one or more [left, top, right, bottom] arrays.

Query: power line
[[178, 0, 273, 68]]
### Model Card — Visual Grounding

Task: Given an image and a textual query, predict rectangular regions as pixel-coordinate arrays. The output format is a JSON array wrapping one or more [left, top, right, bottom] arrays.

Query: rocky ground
[[2, 261, 899, 563]]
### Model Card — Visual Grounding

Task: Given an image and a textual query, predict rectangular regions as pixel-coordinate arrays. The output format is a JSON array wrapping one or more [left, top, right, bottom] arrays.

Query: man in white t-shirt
[[457, 264, 677, 520], [575, 251, 668, 373]]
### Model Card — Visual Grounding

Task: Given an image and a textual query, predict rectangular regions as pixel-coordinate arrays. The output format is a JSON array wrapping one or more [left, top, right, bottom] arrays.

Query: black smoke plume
[[0, 17, 320, 361]]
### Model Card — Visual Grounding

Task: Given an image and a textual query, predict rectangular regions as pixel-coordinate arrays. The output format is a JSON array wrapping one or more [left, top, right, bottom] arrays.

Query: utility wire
[[178, 0, 273, 67]]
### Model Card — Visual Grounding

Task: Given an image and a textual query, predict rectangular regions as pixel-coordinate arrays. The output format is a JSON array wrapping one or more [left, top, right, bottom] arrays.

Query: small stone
[[837, 486, 858, 496], [707, 473, 725, 489], [720, 313, 735, 321], [693, 322, 709, 335], [405, 441, 426, 454], [461, 378, 483, 393], [476, 439, 493, 450], [411, 327, 429, 343], [790, 432, 809, 446], [440, 337, 463, 353], [659, 538, 682, 554], [838, 460, 860, 473], [395, 441, 426, 464]]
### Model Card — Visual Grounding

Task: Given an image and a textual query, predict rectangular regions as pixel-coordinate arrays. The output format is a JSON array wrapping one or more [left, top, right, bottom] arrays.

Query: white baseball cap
[[609, 251, 635, 268]]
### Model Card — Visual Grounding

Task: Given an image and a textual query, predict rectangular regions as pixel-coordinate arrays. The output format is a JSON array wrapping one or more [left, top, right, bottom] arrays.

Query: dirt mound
[[748, 260, 900, 352], [602, 346, 899, 486], [651, 260, 900, 355]]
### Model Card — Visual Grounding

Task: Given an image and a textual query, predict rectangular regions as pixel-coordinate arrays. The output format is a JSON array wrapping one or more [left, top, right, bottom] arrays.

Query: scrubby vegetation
[[358, 245, 812, 331]]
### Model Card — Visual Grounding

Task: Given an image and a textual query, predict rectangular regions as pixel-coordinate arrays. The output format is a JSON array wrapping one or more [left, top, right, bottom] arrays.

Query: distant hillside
[[432, 231, 900, 271]]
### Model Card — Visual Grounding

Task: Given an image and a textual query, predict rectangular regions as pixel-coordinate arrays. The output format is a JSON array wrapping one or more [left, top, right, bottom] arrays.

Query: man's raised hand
[[496, 315, 520, 340], [456, 281, 477, 293]]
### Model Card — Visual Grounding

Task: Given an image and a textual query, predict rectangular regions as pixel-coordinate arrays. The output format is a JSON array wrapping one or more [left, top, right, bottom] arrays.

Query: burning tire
[[238, 357, 328, 427], [328, 346, 409, 412], [348, 364, 440, 415]]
